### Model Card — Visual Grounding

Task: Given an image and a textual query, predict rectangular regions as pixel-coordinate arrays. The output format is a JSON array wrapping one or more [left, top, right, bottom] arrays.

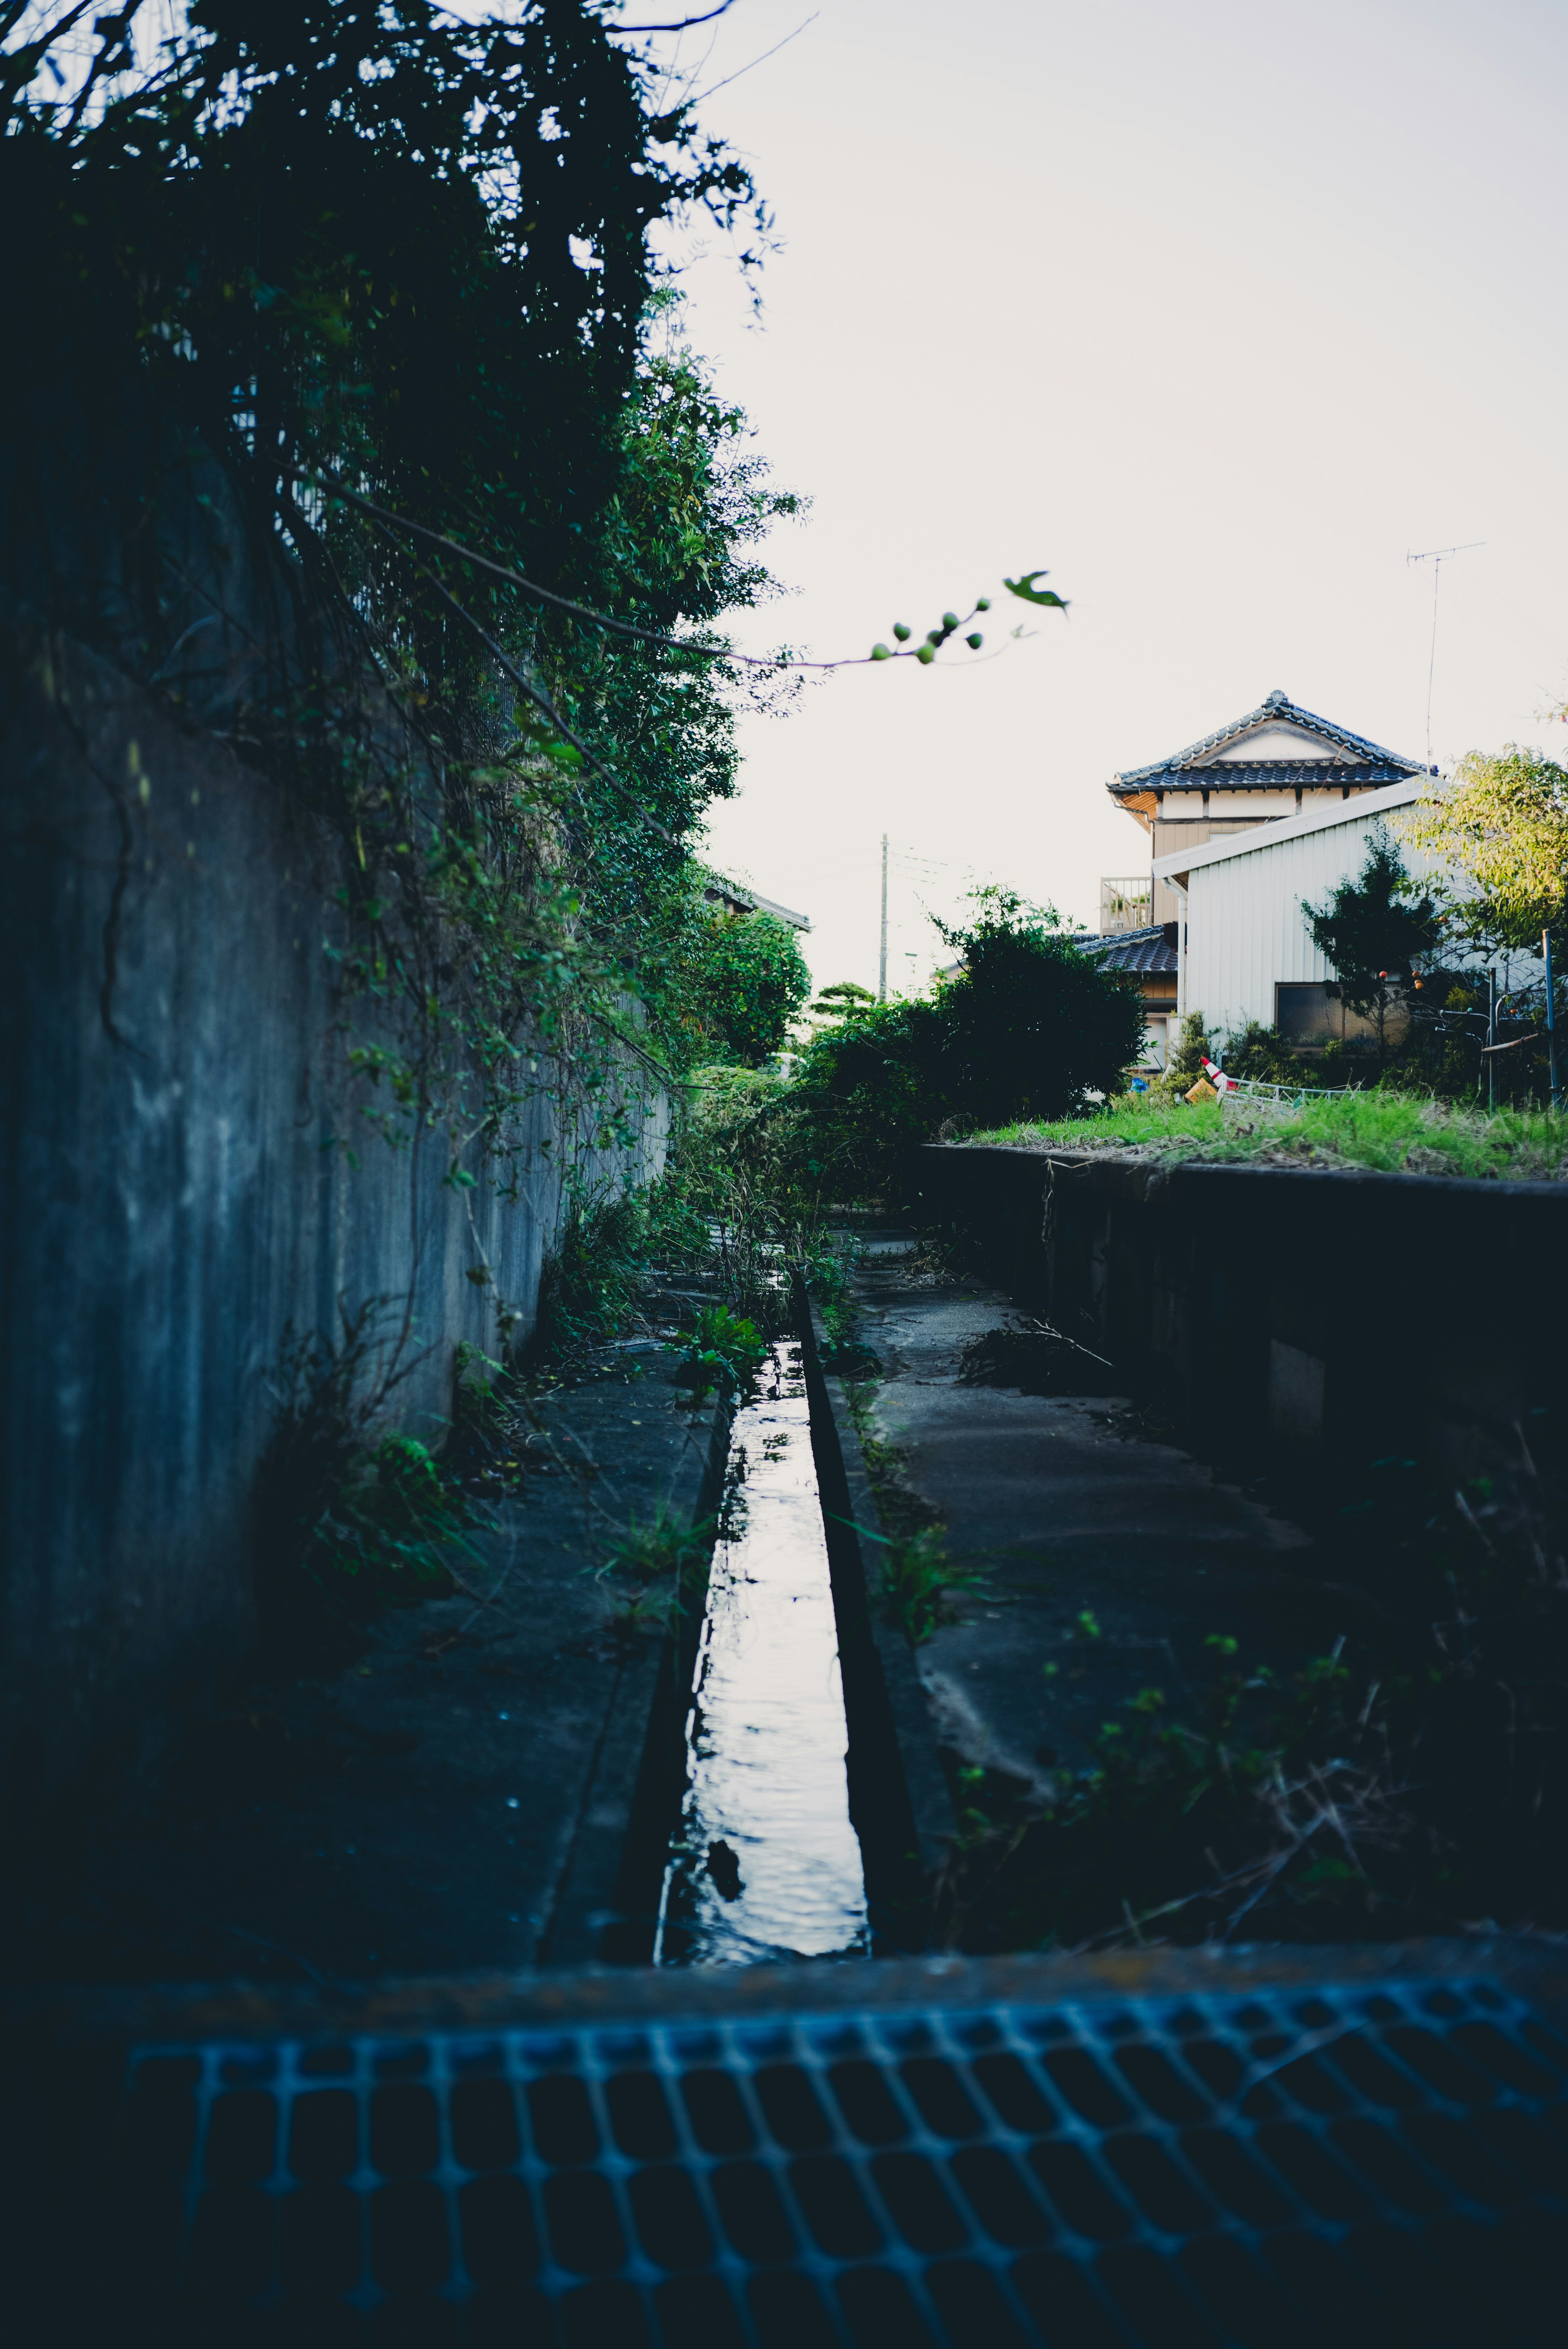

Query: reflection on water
[[655, 1342, 871, 1966]]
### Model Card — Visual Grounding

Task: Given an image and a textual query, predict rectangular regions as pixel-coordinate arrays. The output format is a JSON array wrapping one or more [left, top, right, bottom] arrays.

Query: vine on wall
[[1, 2, 799, 1198]]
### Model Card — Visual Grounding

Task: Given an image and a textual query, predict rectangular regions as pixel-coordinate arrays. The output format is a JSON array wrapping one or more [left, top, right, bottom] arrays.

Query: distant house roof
[[1107, 689, 1426, 804], [703, 878, 811, 932], [1072, 923, 1179, 975], [1150, 776, 1428, 890]]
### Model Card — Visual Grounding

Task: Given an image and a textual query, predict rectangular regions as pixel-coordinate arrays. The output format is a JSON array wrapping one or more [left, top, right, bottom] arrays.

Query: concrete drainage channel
[[654, 1340, 871, 1968], [7, 1286, 1568, 2344]]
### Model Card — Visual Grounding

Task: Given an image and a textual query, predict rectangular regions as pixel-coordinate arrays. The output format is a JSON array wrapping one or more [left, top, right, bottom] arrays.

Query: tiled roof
[[1109, 689, 1423, 795], [1073, 925, 1179, 974], [1161, 760, 1416, 789]]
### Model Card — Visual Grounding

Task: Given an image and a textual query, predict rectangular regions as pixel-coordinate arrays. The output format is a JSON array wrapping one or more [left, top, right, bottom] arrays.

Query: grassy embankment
[[974, 1089, 1568, 1181]]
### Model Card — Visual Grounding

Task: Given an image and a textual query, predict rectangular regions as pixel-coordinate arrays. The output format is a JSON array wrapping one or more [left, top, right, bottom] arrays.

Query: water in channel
[[655, 1340, 871, 1966]]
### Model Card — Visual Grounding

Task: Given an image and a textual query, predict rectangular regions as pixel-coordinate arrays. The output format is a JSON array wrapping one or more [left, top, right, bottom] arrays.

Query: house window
[[1276, 982, 1338, 1042], [1275, 982, 1386, 1045]]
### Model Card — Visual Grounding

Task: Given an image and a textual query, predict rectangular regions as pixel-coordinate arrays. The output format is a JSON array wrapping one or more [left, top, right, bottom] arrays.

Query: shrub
[[784, 893, 1147, 1199], [687, 909, 812, 1066]]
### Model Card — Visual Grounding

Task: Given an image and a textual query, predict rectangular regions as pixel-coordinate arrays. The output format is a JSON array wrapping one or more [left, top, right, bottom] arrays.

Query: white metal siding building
[[1150, 778, 1436, 1034]]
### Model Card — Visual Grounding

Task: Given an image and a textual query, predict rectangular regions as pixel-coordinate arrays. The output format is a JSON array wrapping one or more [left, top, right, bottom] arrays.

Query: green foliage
[[599, 1507, 714, 1585], [782, 997, 937, 1202], [521, 1062, 836, 1379], [672, 1305, 768, 1397], [783, 891, 1147, 1199], [925, 891, 1148, 1122], [1303, 830, 1439, 1063], [1221, 1021, 1336, 1088], [869, 1526, 989, 1646], [1, 4, 795, 1183], [664, 1063, 832, 1325], [679, 906, 812, 1067], [314, 1434, 481, 1608], [800, 1228, 860, 1312], [256, 1297, 464, 1645], [808, 980, 878, 1022], [1398, 743, 1568, 952], [526, 1174, 713, 1372], [597, 1506, 714, 1634]]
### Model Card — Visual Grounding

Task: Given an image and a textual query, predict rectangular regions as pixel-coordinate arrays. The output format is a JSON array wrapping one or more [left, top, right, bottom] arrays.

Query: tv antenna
[[1407, 541, 1483, 773]]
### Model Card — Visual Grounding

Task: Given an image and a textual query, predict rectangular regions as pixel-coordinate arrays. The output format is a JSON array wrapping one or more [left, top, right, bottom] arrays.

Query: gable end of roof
[[1107, 692, 1423, 795]]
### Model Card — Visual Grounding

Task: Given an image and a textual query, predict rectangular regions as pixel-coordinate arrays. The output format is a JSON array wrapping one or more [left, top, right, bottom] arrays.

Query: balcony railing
[[1099, 875, 1153, 933]]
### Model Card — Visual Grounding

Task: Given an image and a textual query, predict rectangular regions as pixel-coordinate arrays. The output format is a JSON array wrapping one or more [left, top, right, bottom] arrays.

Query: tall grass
[[975, 1089, 1568, 1181]]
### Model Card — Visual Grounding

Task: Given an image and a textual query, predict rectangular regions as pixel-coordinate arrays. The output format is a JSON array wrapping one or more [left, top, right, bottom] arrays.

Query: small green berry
[[893, 622, 912, 642], [966, 632, 983, 650], [942, 611, 958, 630], [976, 596, 991, 612], [871, 643, 892, 661], [915, 643, 936, 664], [926, 628, 943, 646]]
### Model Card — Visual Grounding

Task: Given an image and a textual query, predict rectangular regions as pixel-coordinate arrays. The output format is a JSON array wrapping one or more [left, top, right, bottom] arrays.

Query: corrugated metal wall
[[1181, 806, 1439, 1031]]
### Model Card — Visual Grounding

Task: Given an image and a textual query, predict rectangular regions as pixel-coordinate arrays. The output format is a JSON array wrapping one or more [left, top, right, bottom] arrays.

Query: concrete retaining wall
[[909, 1144, 1568, 1494], [1, 609, 657, 1799]]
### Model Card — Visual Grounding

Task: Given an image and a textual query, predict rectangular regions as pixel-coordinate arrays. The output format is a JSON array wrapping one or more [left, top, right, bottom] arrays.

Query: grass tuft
[[973, 1088, 1568, 1182]]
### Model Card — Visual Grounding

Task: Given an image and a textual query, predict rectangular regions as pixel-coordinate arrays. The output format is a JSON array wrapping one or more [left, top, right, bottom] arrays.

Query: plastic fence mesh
[[108, 1976, 1567, 2345]]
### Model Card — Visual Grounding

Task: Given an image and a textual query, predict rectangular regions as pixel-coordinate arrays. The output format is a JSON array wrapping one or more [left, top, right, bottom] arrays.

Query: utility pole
[[1406, 542, 1483, 774], [879, 833, 888, 1003], [1546, 930, 1562, 1112], [1487, 967, 1497, 1114]]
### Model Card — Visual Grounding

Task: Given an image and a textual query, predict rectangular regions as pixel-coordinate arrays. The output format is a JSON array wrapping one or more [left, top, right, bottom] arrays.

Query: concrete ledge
[[9, 1932, 1566, 2046], [910, 1143, 1568, 1503], [796, 1283, 956, 1949]]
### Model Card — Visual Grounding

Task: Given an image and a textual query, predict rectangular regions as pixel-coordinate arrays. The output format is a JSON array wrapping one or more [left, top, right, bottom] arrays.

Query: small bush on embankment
[[975, 1088, 1568, 1181]]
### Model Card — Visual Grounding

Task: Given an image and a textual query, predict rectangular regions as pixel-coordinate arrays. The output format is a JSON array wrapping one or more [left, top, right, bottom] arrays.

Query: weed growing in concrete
[[316, 1435, 485, 1607], [671, 1305, 767, 1399], [867, 1525, 989, 1646], [597, 1508, 714, 1631], [836, 1383, 989, 1642], [800, 1228, 860, 1310], [258, 1299, 471, 1649]]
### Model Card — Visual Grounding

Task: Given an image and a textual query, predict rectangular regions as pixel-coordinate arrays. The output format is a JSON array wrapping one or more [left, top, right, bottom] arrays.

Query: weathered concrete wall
[[909, 1144, 1568, 1494], [1, 609, 658, 1798]]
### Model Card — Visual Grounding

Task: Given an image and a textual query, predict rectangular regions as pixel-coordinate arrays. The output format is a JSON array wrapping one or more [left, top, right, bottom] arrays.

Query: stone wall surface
[[1, 606, 655, 1796], [909, 1143, 1568, 1501]]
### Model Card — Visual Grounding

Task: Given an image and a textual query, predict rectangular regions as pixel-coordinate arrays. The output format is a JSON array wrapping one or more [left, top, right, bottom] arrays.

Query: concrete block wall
[[909, 1144, 1568, 1499], [0, 608, 658, 1799]]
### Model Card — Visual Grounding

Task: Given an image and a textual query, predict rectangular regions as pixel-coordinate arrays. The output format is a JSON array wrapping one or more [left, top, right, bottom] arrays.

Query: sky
[[628, 0, 1568, 996]]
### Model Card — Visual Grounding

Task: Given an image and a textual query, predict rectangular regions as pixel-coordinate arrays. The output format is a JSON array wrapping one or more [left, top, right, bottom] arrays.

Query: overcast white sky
[[632, 0, 1568, 995]]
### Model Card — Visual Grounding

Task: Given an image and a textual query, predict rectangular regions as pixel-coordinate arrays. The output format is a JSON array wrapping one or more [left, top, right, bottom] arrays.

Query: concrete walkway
[[12, 1350, 724, 1988], [845, 1234, 1382, 1805]]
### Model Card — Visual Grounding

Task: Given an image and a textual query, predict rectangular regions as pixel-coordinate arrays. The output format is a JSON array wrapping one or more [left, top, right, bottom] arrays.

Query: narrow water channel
[[655, 1340, 871, 1966]]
